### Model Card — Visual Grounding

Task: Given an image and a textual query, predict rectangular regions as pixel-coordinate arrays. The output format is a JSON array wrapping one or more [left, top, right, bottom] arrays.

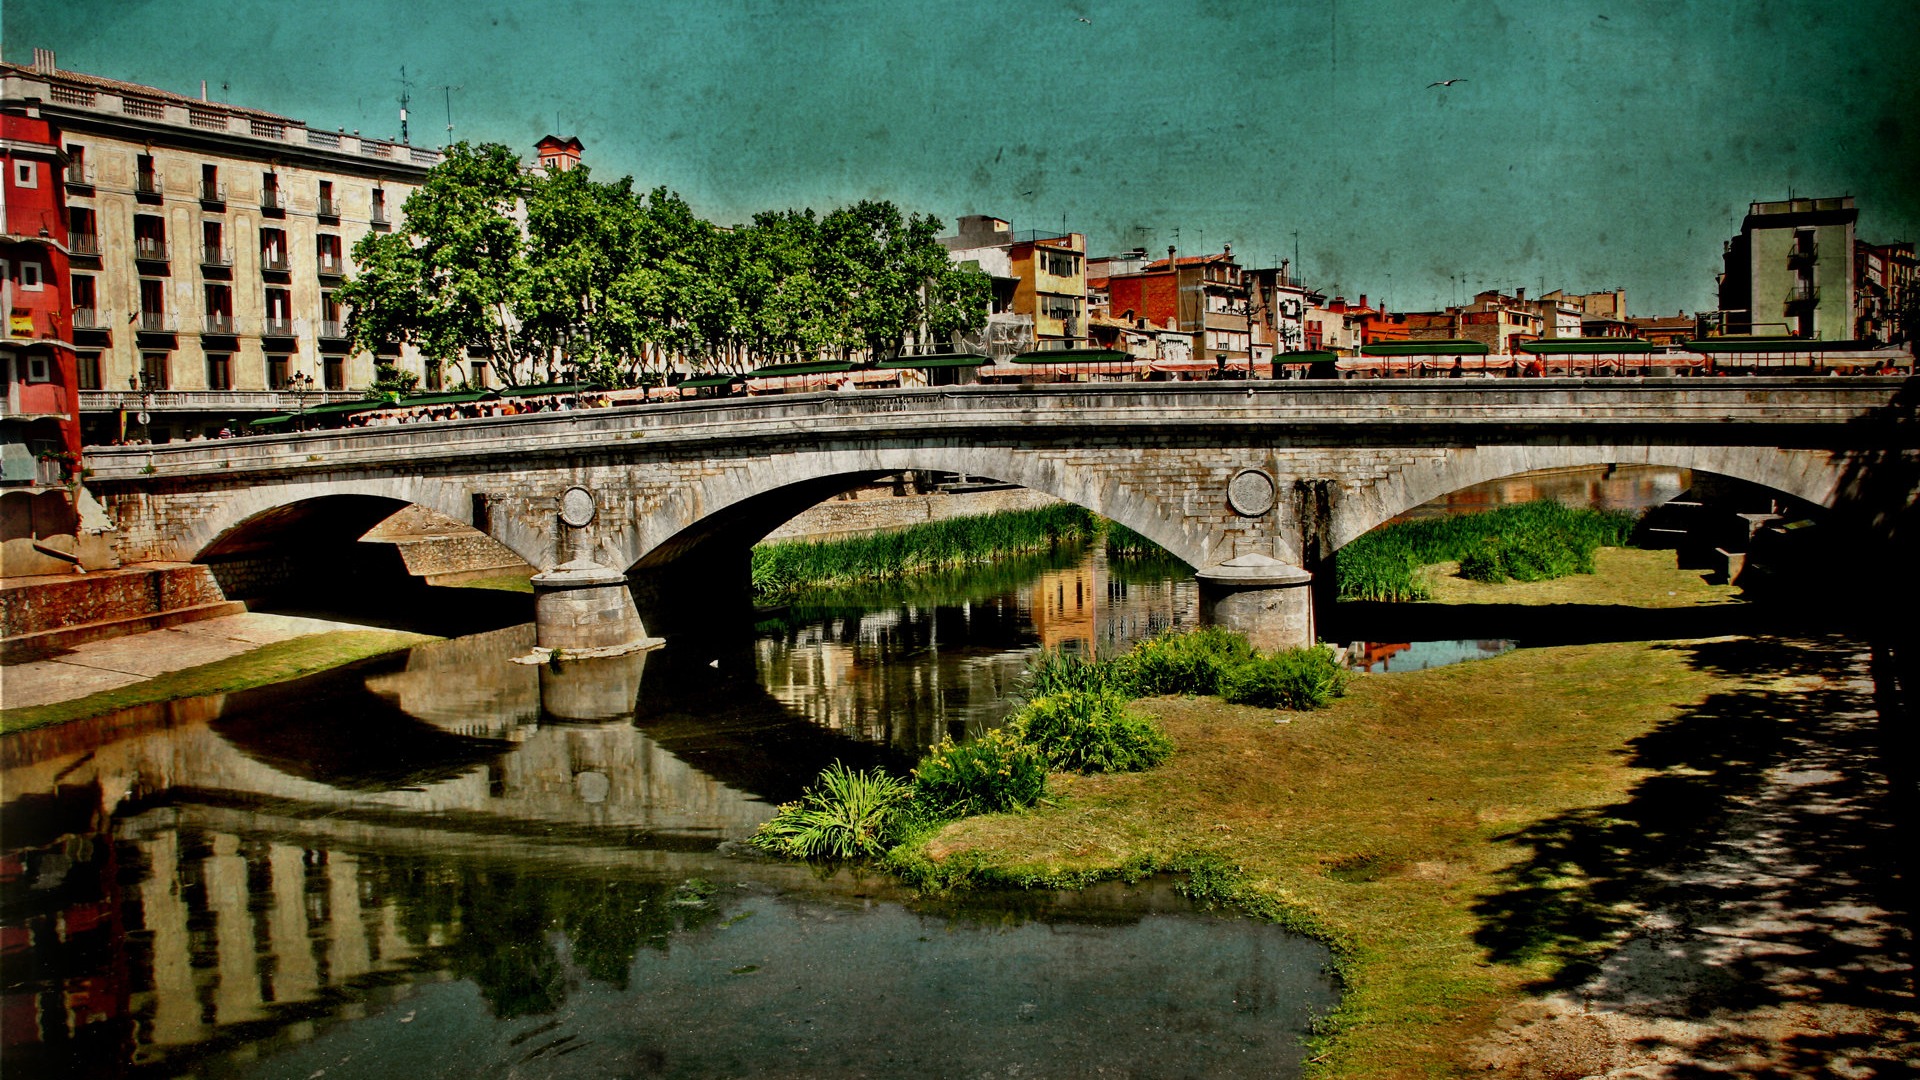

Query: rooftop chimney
[[1359, 294, 1368, 310], [32, 48, 56, 74], [1168, 245, 1177, 265]]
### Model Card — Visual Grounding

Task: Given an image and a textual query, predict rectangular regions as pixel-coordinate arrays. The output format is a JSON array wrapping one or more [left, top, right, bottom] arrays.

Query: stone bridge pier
[[78, 381, 1916, 658]]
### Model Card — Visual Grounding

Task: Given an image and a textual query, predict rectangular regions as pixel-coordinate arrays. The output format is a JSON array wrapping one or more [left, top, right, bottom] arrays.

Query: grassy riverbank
[[0, 629, 432, 734], [751, 504, 1099, 599], [894, 556, 1760, 1076]]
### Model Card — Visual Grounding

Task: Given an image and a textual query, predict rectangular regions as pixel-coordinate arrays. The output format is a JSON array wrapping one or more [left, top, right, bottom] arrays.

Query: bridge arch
[[180, 476, 547, 571], [1328, 443, 1852, 552], [610, 445, 1216, 575]]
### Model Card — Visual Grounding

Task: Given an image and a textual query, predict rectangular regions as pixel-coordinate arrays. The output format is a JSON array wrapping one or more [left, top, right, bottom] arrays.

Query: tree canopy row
[[339, 142, 993, 391]]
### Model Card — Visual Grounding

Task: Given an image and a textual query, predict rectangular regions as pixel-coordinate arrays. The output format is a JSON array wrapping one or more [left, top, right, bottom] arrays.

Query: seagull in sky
[[1076, 16, 1092, 24], [1428, 78, 1467, 88]]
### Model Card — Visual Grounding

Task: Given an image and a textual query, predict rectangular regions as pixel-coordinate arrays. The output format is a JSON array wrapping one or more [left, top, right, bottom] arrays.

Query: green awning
[[677, 374, 740, 389], [1359, 340, 1491, 357], [392, 390, 498, 406], [1519, 338, 1658, 355], [303, 400, 382, 416], [743, 361, 854, 378], [1010, 348, 1132, 364], [1275, 350, 1340, 363], [499, 382, 599, 397], [875, 352, 990, 369], [248, 414, 293, 427]]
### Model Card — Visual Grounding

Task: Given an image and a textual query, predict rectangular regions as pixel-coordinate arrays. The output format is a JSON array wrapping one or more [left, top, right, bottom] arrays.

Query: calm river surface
[[0, 465, 1689, 1078]]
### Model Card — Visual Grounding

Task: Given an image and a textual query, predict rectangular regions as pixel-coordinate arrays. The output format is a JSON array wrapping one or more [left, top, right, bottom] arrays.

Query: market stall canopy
[[1359, 340, 1491, 357], [742, 360, 854, 378], [1519, 338, 1658, 355], [874, 352, 989, 369], [676, 374, 740, 389], [1010, 348, 1132, 364]]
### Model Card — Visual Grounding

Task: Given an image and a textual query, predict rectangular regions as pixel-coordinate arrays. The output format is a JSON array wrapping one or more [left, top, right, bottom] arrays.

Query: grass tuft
[[1337, 500, 1639, 601]]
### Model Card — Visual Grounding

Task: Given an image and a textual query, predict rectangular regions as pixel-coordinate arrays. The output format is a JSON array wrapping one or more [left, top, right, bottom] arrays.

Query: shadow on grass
[[1325, 598, 1838, 648], [1469, 634, 1916, 1069]]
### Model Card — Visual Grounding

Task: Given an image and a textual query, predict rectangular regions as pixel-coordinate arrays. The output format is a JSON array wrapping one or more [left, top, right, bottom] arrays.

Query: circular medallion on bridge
[[559, 486, 597, 528], [1227, 468, 1277, 518]]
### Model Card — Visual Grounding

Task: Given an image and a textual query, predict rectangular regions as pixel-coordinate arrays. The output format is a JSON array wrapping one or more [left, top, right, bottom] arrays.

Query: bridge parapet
[[82, 378, 1907, 483]]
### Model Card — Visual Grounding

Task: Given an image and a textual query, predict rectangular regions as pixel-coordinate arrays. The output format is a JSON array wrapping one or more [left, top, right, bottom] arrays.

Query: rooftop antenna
[[437, 84, 464, 147], [398, 66, 415, 144]]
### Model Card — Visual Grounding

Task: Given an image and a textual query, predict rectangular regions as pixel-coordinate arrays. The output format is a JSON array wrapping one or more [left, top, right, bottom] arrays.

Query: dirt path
[[1470, 637, 1918, 1077]]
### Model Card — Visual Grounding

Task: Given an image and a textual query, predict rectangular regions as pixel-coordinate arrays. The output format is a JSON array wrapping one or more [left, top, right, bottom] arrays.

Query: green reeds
[[1336, 501, 1639, 601], [752, 504, 1099, 600]]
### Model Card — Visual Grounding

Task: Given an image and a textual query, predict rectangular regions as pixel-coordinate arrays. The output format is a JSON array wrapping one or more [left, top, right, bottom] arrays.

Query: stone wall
[[0, 563, 229, 638]]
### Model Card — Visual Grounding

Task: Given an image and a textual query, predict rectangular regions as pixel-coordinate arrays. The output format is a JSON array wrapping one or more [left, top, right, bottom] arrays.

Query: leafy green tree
[[341, 142, 535, 385], [818, 201, 988, 361]]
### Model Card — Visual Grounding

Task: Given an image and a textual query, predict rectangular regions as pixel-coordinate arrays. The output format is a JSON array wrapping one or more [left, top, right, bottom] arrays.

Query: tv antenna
[[436, 84, 464, 147], [397, 66, 415, 144]]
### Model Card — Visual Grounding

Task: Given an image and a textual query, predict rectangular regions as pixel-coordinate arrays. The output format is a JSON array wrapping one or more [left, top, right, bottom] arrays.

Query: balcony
[[200, 180, 227, 206], [70, 232, 100, 257], [201, 244, 233, 268], [263, 317, 295, 337], [317, 254, 346, 277], [317, 197, 341, 219], [79, 388, 366, 414], [261, 250, 291, 273], [370, 209, 391, 231], [203, 314, 236, 335], [137, 311, 180, 333], [1786, 283, 1820, 304], [319, 318, 348, 339], [64, 162, 96, 188], [134, 238, 170, 262], [72, 307, 113, 330], [262, 189, 285, 215], [135, 173, 163, 198]]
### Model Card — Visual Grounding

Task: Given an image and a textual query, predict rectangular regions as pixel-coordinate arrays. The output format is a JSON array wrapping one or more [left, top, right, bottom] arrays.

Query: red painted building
[[2, 106, 79, 479]]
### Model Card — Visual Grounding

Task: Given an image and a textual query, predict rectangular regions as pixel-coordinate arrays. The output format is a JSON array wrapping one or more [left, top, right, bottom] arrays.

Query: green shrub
[[912, 728, 1048, 819], [1110, 626, 1257, 697], [1337, 501, 1640, 599], [1219, 645, 1352, 710], [1023, 648, 1121, 698], [751, 504, 1098, 599], [1010, 688, 1173, 774], [749, 762, 914, 861]]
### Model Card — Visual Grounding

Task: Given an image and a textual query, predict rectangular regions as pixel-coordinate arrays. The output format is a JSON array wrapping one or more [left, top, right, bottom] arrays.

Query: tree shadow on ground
[[1470, 633, 1917, 1073]]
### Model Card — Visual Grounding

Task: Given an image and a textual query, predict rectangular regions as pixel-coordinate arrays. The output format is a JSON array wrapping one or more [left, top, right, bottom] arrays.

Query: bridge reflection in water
[[1, 545, 1241, 1078]]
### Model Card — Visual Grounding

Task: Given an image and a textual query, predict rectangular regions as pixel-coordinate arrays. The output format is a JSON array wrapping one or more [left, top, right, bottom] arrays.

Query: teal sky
[[10, 0, 1916, 314]]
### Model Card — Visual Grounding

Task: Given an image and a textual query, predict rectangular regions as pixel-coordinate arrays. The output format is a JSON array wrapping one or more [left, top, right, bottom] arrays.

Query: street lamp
[[288, 371, 315, 431]]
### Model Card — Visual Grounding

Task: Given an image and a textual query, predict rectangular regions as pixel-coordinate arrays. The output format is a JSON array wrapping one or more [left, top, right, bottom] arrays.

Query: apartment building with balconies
[[940, 215, 1087, 355], [2, 49, 441, 443], [1717, 196, 1857, 340], [1, 99, 80, 487], [1097, 246, 1259, 365]]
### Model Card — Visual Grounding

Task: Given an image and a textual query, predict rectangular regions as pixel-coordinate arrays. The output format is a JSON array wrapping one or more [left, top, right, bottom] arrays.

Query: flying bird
[[1427, 79, 1467, 88], [1076, 16, 1092, 24]]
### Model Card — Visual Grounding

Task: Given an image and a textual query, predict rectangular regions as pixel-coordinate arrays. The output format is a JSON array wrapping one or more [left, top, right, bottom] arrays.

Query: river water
[[0, 465, 1693, 1078]]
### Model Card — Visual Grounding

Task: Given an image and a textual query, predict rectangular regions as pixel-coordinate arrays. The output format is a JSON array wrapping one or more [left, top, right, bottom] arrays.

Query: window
[[424, 358, 444, 392], [261, 227, 288, 270], [323, 354, 344, 390], [267, 354, 290, 390], [134, 214, 167, 260], [136, 154, 157, 194], [204, 283, 233, 332], [262, 171, 281, 209], [13, 161, 35, 188], [203, 220, 226, 265], [65, 143, 87, 183], [18, 262, 42, 290], [200, 163, 221, 202], [139, 279, 165, 317], [27, 355, 49, 382], [316, 233, 343, 274], [72, 275, 97, 326], [68, 207, 98, 255], [76, 352, 101, 390], [264, 288, 291, 334], [206, 353, 232, 390], [371, 187, 387, 222], [470, 360, 490, 389], [318, 179, 336, 217], [140, 352, 171, 390]]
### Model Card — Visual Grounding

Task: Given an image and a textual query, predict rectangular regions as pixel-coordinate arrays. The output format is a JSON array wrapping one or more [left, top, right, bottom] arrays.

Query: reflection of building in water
[[1030, 563, 1098, 652], [754, 551, 1200, 748]]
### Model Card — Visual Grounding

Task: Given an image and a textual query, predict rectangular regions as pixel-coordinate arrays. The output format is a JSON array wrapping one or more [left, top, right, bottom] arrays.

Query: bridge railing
[[80, 377, 1911, 482]]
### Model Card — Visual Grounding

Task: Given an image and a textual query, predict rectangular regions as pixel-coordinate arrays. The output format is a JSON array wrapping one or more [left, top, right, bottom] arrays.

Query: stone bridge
[[82, 378, 1919, 650]]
